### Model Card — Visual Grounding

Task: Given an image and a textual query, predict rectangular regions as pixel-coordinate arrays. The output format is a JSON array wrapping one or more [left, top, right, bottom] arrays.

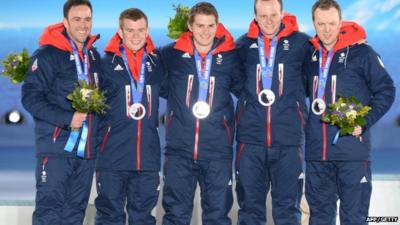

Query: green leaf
[[167, 4, 190, 39]]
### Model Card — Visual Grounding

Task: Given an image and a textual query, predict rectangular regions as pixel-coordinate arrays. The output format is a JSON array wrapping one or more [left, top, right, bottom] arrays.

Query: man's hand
[[352, 125, 362, 137], [70, 112, 87, 130]]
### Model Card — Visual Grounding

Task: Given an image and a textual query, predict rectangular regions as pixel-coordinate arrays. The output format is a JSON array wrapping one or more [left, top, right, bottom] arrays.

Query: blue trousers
[[94, 170, 160, 225], [32, 156, 95, 225], [162, 155, 233, 225], [235, 144, 304, 225], [305, 161, 372, 225]]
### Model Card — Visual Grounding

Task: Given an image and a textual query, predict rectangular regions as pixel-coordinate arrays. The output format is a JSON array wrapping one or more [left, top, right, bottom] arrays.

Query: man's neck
[[194, 42, 213, 54]]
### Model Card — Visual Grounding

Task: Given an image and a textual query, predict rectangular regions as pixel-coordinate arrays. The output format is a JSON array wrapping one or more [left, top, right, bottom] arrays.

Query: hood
[[247, 13, 299, 39], [310, 21, 366, 52], [104, 32, 155, 56], [173, 23, 235, 55], [39, 22, 99, 52]]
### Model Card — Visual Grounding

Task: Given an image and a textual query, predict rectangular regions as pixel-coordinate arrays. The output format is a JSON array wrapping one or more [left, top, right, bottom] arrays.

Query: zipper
[[266, 106, 272, 147], [136, 110, 143, 171], [86, 113, 93, 159], [193, 119, 200, 161]]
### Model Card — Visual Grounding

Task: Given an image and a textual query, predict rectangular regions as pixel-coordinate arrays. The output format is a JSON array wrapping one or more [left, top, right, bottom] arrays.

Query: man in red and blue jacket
[[94, 8, 163, 225], [21, 0, 102, 224], [305, 1, 395, 224], [159, 2, 244, 225], [234, 0, 309, 224]]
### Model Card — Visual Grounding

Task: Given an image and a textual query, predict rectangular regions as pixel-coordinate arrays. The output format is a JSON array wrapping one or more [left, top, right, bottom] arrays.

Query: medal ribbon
[[64, 36, 90, 158], [316, 45, 334, 100], [257, 35, 278, 91], [194, 49, 212, 103], [120, 45, 147, 104]]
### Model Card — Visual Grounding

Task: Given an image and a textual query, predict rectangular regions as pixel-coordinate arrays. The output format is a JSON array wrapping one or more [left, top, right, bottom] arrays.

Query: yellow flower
[[345, 110, 357, 119]]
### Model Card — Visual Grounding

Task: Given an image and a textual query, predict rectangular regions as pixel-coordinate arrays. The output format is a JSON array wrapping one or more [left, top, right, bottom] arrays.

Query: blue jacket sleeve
[[158, 47, 169, 99], [229, 49, 246, 99], [21, 50, 74, 128], [363, 46, 396, 129]]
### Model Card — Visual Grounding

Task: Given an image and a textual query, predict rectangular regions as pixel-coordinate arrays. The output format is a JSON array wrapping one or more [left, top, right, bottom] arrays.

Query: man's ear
[[117, 28, 123, 39]]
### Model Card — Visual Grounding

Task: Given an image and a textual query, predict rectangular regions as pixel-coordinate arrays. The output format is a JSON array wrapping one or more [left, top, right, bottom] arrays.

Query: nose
[[202, 27, 210, 35], [324, 24, 331, 33]]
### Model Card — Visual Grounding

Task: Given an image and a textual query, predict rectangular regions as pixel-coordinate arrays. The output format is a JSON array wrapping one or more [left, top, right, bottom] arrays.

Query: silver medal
[[192, 101, 210, 119], [258, 89, 276, 106], [129, 103, 146, 120], [311, 98, 326, 115]]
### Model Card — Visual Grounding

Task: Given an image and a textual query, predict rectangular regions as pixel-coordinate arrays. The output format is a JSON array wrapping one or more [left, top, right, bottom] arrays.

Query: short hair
[[63, 0, 93, 18], [119, 8, 148, 29], [188, 2, 219, 25], [312, 0, 342, 21], [254, 0, 284, 14]]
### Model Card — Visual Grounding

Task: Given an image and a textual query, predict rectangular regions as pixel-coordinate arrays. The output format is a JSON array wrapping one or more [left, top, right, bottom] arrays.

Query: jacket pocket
[[166, 111, 174, 134], [296, 101, 305, 129], [99, 125, 111, 153], [223, 116, 233, 145], [235, 100, 246, 126], [52, 127, 62, 143]]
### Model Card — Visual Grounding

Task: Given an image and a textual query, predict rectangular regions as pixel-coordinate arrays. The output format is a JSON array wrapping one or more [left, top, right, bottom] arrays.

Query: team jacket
[[96, 33, 163, 171], [21, 23, 102, 159], [305, 21, 395, 161], [160, 23, 244, 161], [235, 14, 309, 148]]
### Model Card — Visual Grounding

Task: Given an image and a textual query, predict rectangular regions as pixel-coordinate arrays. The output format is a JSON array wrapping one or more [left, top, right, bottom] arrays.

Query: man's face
[[313, 7, 342, 50], [118, 18, 148, 52], [63, 5, 92, 50], [255, 0, 283, 38], [188, 14, 217, 53]]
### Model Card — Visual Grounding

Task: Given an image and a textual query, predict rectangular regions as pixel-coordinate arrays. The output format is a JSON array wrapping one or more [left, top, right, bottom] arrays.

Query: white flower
[[80, 88, 93, 101]]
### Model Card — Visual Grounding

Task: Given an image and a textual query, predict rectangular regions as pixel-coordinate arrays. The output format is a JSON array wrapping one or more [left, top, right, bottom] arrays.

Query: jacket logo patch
[[216, 54, 223, 65], [31, 58, 38, 72], [114, 64, 124, 71], [182, 52, 191, 58], [377, 56, 385, 68], [283, 39, 290, 51], [249, 43, 258, 49], [70, 54, 75, 61], [146, 61, 153, 72], [338, 52, 346, 63], [360, 176, 368, 183]]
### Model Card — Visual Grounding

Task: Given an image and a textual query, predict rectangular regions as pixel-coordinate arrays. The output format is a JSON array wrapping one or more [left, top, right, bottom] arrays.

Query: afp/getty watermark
[[366, 217, 399, 223]]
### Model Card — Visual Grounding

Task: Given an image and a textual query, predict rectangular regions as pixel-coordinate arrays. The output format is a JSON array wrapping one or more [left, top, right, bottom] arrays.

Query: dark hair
[[254, 0, 283, 14], [188, 2, 218, 25], [119, 8, 148, 29], [312, 0, 342, 21], [63, 0, 93, 18]]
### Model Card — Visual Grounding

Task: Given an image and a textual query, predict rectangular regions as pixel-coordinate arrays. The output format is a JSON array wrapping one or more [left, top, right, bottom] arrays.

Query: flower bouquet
[[321, 96, 371, 136], [1, 49, 30, 83], [67, 80, 108, 114], [167, 4, 190, 39]]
